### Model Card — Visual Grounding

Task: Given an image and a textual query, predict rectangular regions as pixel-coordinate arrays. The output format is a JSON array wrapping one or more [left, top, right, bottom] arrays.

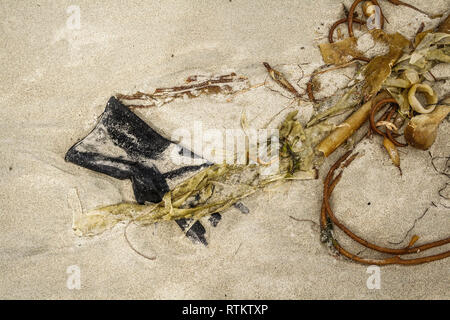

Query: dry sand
[[0, 0, 449, 299]]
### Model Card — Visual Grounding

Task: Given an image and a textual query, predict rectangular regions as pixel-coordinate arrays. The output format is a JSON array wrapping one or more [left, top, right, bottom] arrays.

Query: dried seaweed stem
[[320, 151, 450, 265]]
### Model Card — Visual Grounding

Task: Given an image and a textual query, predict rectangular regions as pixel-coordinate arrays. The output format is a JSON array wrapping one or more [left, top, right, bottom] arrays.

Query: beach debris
[[66, 97, 209, 204], [306, 76, 318, 103], [382, 137, 401, 174], [318, 21, 448, 167], [347, 0, 428, 38], [67, 3, 449, 266], [316, 92, 390, 157], [319, 38, 369, 66], [328, 1, 384, 45], [347, 0, 384, 38], [116, 72, 250, 108], [305, 61, 364, 104], [263, 62, 302, 98], [407, 83, 438, 113], [307, 83, 362, 127], [362, 30, 410, 99], [329, 3, 365, 43], [394, 32, 450, 77], [363, 1, 383, 30], [369, 98, 397, 138], [404, 105, 450, 150], [70, 105, 319, 236], [386, 0, 428, 16], [384, 32, 449, 115], [312, 4, 450, 265], [280, 111, 316, 174], [362, 1, 376, 18], [233, 202, 250, 214], [320, 29, 410, 96], [320, 151, 450, 265], [66, 97, 212, 244], [368, 98, 408, 171], [437, 14, 450, 33], [73, 162, 296, 236], [384, 104, 407, 147]]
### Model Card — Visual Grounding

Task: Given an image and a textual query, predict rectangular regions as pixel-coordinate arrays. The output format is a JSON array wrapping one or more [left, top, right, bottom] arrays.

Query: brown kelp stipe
[[320, 151, 450, 265], [263, 62, 303, 98], [385, 106, 407, 147], [329, 18, 365, 43], [306, 79, 317, 103], [369, 98, 407, 147]]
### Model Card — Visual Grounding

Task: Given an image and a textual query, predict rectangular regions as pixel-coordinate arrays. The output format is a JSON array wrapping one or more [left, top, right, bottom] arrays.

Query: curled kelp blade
[[384, 32, 450, 115]]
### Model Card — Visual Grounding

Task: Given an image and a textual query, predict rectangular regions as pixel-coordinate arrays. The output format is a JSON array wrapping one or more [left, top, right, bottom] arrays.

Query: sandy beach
[[0, 0, 449, 299]]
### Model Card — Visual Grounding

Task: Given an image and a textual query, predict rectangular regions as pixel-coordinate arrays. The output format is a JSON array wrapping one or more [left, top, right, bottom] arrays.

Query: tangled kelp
[[361, 31, 410, 99], [313, 8, 450, 265], [316, 24, 449, 161], [69, 5, 450, 266], [387, 32, 450, 116], [320, 151, 450, 265], [73, 111, 320, 236], [74, 164, 266, 236]]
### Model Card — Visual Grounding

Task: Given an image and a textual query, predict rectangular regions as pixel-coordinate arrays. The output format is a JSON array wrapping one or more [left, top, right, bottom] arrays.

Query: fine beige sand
[[0, 0, 449, 299]]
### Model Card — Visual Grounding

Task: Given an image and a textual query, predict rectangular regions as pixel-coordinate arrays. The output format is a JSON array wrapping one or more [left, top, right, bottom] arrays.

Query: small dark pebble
[[209, 213, 222, 227], [233, 202, 250, 214]]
